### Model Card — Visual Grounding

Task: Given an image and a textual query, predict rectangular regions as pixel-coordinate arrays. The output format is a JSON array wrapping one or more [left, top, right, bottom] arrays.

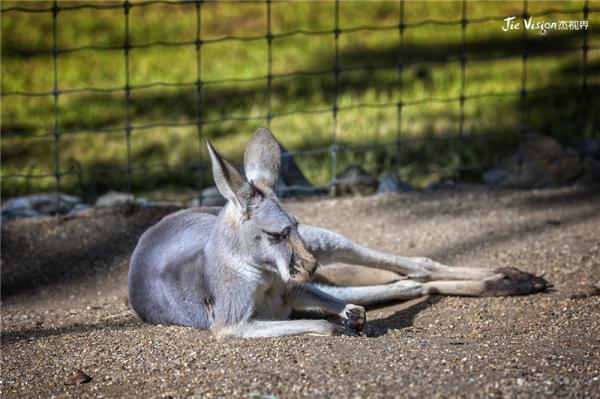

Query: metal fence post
[[330, 0, 340, 196], [124, 0, 133, 195], [51, 0, 61, 213], [195, 0, 204, 198]]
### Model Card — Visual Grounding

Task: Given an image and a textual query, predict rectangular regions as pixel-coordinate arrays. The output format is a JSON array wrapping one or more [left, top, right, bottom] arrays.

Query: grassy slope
[[1, 1, 599, 200]]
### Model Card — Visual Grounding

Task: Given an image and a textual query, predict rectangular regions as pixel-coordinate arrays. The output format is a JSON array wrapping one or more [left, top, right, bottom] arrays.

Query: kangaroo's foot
[[482, 267, 551, 296]]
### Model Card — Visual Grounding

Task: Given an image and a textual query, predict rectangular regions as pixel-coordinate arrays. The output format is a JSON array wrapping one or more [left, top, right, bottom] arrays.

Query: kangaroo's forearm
[[287, 284, 347, 315]]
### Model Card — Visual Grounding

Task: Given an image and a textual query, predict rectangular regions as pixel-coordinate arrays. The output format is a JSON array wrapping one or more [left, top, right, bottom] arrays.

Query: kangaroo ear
[[243, 127, 281, 193], [206, 140, 254, 212]]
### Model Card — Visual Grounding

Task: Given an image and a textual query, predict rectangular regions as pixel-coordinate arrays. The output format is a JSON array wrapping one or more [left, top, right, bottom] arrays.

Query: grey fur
[[128, 128, 550, 338], [244, 127, 281, 193], [206, 140, 253, 212]]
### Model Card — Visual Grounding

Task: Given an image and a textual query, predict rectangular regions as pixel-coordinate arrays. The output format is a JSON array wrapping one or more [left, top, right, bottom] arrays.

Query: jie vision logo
[[502, 16, 589, 35]]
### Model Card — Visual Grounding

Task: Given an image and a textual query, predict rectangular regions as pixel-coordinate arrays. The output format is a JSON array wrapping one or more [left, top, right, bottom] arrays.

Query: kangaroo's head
[[206, 128, 317, 283]]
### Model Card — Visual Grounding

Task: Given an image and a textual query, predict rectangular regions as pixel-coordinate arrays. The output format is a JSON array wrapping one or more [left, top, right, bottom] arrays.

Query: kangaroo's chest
[[252, 272, 292, 321]]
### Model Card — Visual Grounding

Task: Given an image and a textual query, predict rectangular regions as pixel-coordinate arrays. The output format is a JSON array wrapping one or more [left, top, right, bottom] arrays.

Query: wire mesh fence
[[1, 0, 598, 208]]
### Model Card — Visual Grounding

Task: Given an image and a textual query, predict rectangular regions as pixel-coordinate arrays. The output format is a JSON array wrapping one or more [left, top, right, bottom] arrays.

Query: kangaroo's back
[[128, 208, 217, 328]]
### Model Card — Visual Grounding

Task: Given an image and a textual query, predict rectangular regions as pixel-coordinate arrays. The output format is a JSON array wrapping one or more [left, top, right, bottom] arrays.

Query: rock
[[578, 156, 600, 184], [95, 191, 134, 207], [377, 173, 413, 194], [276, 145, 315, 198], [332, 165, 379, 196], [68, 203, 91, 215], [483, 168, 507, 186], [276, 175, 326, 198], [424, 179, 456, 192], [95, 192, 158, 208], [1, 192, 82, 221], [65, 369, 92, 385], [1, 208, 40, 220], [483, 134, 583, 188], [200, 186, 226, 207], [134, 198, 158, 206], [574, 138, 600, 160]]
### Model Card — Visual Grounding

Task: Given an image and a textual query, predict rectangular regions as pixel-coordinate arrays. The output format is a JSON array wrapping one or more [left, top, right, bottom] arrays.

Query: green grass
[[1, 1, 599, 200]]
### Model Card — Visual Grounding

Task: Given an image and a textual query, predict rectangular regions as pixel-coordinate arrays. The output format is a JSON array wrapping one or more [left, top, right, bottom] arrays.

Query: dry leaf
[[65, 369, 92, 385]]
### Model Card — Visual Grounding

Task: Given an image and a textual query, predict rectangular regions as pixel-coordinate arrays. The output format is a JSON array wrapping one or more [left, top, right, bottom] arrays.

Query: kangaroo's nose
[[293, 258, 318, 283], [302, 256, 318, 276]]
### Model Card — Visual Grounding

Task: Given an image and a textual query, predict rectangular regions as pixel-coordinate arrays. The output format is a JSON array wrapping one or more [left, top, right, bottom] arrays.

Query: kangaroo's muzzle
[[288, 231, 318, 283]]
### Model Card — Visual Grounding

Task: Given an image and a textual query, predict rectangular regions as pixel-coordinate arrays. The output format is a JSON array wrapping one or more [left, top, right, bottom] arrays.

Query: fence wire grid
[[1, 0, 599, 208]]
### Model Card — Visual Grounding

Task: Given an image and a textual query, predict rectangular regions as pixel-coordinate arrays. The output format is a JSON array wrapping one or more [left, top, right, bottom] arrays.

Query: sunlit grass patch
[[1, 55, 54, 93], [2, 96, 55, 134]]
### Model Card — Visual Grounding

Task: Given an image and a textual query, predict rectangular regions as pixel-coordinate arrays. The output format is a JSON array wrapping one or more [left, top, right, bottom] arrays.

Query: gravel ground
[[2, 186, 600, 398]]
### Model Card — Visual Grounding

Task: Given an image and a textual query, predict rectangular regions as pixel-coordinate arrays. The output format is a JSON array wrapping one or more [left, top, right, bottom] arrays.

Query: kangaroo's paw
[[483, 267, 552, 296], [339, 304, 366, 334]]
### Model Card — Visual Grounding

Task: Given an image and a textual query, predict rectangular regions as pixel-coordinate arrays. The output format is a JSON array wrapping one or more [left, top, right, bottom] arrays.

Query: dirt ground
[[2, 185, 599, 398]]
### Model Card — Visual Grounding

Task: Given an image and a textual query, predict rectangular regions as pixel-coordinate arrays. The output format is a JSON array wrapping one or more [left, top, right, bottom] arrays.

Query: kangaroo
[[128, 128, 550, 338]]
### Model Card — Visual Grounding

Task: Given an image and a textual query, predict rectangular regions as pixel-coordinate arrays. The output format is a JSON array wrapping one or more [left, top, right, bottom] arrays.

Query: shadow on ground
[[0, 315, 143, 345], [3, 186, 598, 302], [0, 205, 178, 299], [365, 296, 442, 337]]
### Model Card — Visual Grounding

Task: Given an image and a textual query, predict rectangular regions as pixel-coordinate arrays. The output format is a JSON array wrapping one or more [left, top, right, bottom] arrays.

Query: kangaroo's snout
[[288, 231, 318, 283]]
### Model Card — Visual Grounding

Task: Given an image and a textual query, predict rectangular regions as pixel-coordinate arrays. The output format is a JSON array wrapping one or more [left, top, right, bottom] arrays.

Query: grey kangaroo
[[128, 128, 549, 338]]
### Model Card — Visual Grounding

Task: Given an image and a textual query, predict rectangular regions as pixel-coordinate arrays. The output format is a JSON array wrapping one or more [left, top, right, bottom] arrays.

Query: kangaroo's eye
[[263, 227, 290, 243], [265, 232, 283, 242]]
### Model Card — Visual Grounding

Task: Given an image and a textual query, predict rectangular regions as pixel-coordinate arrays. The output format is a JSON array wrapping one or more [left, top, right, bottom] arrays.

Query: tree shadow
[[369, 184, 600, 225], [2, 28, 597, 134], [337, 29, 593, 68], [423, 203, 600, 264], [517, 185, 600, 209], [1, 314, 144, 345], [0, 204, 179, 299]]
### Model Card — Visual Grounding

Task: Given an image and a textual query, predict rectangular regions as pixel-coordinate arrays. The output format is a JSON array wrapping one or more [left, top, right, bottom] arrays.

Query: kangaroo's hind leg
[[311, 273, 549, 303], [310, 280, 424, 305], [299, 224, 549, 295]]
